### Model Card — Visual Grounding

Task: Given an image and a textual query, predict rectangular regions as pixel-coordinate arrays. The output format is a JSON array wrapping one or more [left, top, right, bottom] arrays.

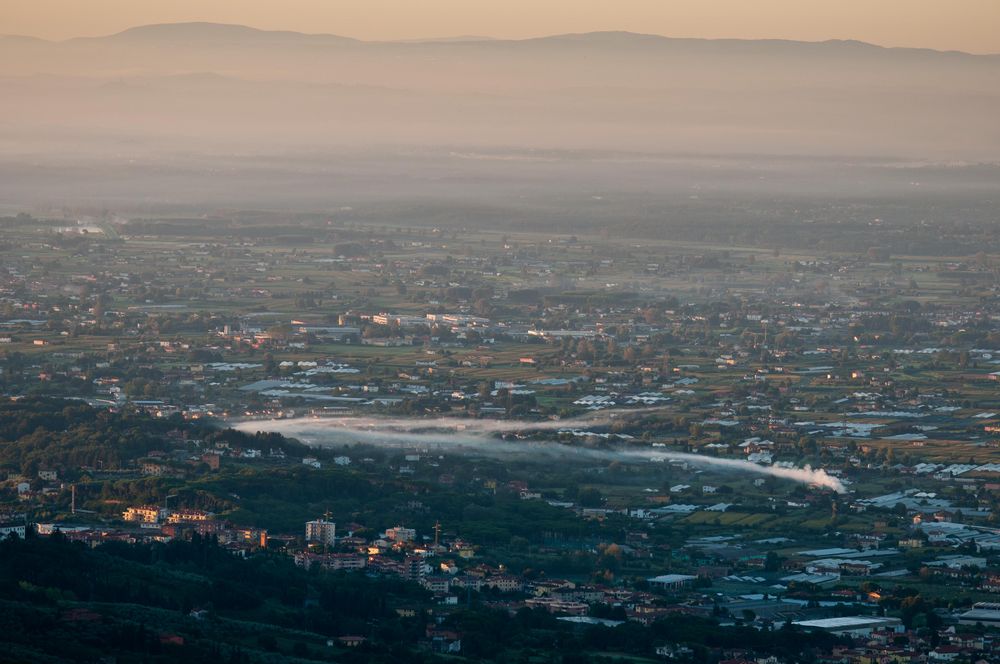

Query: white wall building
[[385, 526, 416, 542], [305, 519, 337, 546]]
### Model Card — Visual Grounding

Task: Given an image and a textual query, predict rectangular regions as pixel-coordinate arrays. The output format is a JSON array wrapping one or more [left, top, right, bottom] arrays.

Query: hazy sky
[[4, 0, 1000, 53]]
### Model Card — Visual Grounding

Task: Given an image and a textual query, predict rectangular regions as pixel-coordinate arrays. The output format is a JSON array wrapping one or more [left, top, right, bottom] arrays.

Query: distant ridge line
[[2, 21, 997, 58]]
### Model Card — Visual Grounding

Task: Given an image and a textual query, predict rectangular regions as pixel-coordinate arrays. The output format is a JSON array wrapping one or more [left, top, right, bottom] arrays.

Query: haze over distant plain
[[1, 14, 998, 219], [3, 22, 998, 158]]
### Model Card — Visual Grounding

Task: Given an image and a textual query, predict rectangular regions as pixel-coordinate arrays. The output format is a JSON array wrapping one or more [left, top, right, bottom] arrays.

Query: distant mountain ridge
[[87, 21, 361, 45], [1, 21, 998, 161], [3, 21, 997, 58]]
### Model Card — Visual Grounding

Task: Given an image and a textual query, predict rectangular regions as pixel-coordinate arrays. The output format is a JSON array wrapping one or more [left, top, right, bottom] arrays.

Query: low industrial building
[[792, 616, 903, 637]]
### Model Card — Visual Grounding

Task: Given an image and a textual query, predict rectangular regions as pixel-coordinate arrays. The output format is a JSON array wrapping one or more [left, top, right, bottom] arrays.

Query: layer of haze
[[5, 0, 1000, 53], [2, 22, 998, 159], [0, 18, 998, 219]]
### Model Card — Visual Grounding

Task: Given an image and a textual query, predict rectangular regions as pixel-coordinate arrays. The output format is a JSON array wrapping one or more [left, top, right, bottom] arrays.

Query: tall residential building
[[305, 519, 336, 546]]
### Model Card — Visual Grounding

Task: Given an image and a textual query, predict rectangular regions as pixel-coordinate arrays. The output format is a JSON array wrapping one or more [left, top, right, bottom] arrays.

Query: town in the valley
[[3, 211, 1000, 663]]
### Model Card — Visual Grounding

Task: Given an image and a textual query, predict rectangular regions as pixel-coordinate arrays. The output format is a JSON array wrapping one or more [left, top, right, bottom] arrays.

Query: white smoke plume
[[234, 414, 846, 493]]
